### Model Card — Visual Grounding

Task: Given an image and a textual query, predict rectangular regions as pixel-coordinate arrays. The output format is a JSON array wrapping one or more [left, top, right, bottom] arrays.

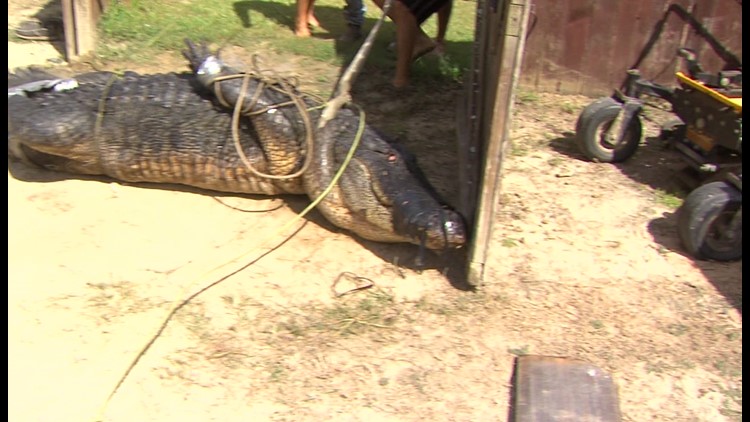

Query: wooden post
[[62, 0, 107, 61], [462, 0, 531, 287], [456, 0, 488, 224]]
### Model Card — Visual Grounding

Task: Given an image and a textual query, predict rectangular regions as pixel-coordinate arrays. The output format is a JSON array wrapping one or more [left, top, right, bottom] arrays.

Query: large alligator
[[8, 40, 467, 253]]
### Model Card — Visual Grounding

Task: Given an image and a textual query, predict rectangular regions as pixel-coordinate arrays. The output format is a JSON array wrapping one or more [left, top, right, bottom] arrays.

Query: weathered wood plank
[[456, 0, 488, 224], [513, 355, 622, 422], [466, 0, 531, 286], [519, 0, 741, 96], [62, 0, 108, 60]]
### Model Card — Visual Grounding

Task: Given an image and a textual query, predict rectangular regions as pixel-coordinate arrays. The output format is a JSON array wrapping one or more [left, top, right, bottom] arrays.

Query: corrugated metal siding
[[519, 0, 742, 96]]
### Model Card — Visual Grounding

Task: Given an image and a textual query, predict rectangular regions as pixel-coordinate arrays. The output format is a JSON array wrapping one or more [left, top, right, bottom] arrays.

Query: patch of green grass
[[97, 0, 478, 78], [176, 306, 214, 338], [501, 237, 519, 247], [560, 102, 577, 114], [321, 289, 397, 335], [85, 280, 159, 321], [589, 319, 604, 330], [279, 320, 306, 337], [510, 141, 529, 156], [664, 323, 689, 336], [714, 359, 742, 378], [8, 28, 21, 42], [725, 331, 741, 341], [719, 387, 743, 419], [653, 188, 684, 209], [675, 359, 696, 370], [268, 363, 287, 382], [412, 290, 506, 317], [507, 345, 530, 356], [275, 290, 398, 338], [516, 89, 540, 104], [645, 361, 669, 374]]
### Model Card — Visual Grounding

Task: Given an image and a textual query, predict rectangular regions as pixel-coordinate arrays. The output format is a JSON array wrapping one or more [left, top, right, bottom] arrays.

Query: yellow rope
[[211, 72, 321, 180], [93, 74, 119, 142]]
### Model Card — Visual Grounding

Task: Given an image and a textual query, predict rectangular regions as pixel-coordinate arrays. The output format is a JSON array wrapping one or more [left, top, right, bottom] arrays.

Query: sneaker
[[15, 18, 63, 41], [338, 25, 363, 42]]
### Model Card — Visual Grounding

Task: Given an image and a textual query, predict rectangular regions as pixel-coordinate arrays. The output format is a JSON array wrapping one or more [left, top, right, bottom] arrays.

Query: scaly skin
[[7, 41, 467, 250], [8, 70, 305, 195]]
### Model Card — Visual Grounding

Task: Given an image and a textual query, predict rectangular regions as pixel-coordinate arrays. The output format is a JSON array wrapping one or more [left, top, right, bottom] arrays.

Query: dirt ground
[[8, 1, 742, 421]]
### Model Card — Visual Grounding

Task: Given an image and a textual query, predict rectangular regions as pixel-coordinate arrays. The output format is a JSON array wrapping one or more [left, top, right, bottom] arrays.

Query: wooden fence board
[[464, 0, 532, 286], [520, 0, 742, 96], [62, 0, 107, 60]]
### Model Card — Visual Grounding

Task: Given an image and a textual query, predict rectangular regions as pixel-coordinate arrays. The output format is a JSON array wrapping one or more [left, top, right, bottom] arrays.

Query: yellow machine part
[[686, 126, 716, 152], [675, 71, 742, 112]]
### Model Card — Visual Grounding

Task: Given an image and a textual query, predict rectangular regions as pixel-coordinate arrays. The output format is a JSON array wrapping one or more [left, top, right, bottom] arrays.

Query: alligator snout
[[392, 191, 468, 250]]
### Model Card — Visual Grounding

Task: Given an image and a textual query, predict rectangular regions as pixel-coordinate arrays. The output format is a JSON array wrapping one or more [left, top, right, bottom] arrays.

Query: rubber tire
[[575, 96, 616, 136], [678, 181, 742, 261], [576, 97, 642, 163]]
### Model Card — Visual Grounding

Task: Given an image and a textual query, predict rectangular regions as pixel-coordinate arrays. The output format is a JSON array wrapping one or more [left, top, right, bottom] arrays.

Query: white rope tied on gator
[[8, 78, 78, 97]]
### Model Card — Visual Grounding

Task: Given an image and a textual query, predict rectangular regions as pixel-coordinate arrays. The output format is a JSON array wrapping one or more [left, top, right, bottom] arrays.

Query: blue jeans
[[343, 0, 365, 27]]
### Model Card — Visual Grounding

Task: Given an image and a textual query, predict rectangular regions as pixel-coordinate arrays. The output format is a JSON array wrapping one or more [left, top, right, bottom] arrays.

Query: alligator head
[[305, 109, 467, 251]]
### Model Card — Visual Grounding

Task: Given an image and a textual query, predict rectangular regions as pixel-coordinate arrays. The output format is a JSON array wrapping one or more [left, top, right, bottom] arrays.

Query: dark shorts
[[399, 0, 450, 24]]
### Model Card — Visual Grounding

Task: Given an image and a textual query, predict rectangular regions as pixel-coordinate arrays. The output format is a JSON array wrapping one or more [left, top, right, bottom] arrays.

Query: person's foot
[[295, 20, 312, 37], [392, 75, 409, 88], [295, 27, 312, 37], [433, 41, 446, 56], [412, 34, 437, 61], [387, 35, 437, 62], [338, 24, 363, 42], [15, 18, 63, 41], [307, 13, 320, 28]]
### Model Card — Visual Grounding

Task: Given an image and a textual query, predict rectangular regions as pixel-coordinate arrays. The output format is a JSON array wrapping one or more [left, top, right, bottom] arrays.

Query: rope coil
[[214, 71, 319, 180]]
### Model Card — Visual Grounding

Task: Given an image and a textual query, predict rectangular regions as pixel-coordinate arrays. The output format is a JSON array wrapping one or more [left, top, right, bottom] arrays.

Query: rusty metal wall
[[519, 0, 743, 96]]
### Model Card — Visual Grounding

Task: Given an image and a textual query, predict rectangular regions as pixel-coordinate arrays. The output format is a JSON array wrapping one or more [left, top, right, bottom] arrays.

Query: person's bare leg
[[295, 0, 315, 36], [372, 0, 436, 86], [393, 5, 418, 87], [307, 5, 320, 28], [412, 26, 436, 60], [434, 0, 452, 54]]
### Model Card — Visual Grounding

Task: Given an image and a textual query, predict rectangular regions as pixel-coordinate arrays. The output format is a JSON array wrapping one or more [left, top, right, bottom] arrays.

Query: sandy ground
[[8, 1, 742, 421]]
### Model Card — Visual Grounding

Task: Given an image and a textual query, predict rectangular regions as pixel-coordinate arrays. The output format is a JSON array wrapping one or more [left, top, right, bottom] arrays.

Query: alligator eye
[[388, 154, 398, 162]]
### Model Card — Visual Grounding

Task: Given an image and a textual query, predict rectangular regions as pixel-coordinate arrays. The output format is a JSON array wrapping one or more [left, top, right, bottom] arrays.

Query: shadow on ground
[[231, 1, 474, 289], [232, 0, 472, 89], [10, 0, 66, 58], [9, 157, 474, 291], [549, 131, 742, 314]]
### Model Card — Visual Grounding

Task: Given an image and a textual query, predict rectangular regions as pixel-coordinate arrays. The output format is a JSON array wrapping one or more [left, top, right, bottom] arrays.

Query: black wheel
[[575, 97, 642, 163], [575, 96, 617, 136], [678, 181, 742, 261]]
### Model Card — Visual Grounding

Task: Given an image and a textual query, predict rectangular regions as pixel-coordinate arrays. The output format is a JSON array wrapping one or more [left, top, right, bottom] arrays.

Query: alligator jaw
[[305, 112, 468, 251]]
